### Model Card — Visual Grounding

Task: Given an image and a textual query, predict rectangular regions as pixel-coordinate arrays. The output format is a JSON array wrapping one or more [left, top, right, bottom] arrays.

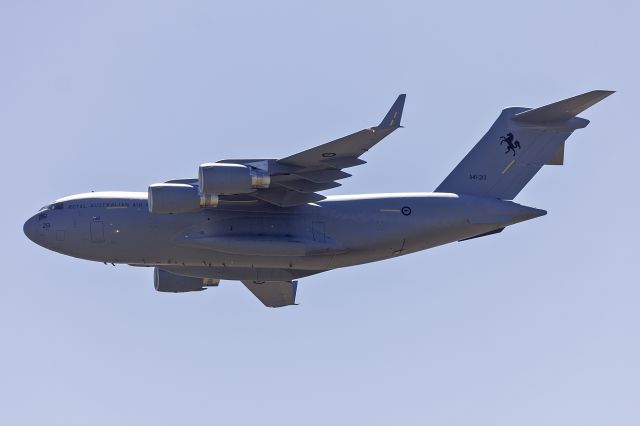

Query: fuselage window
[[49, 202, 64, 210]]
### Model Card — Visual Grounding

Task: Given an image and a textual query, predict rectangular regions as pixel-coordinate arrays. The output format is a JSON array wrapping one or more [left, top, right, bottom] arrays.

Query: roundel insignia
[[401, 206, 412, 216], [321, 152, 336, 158]]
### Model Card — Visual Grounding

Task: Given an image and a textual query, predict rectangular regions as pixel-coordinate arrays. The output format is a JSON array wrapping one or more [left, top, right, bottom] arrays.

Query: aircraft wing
[[242, 280, 299, 307], [218, 94, 406, 207], [279, 94, 405, 169]]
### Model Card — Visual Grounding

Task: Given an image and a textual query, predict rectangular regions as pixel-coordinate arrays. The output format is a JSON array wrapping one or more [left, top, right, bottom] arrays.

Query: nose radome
[[23, 215, 37, 243]]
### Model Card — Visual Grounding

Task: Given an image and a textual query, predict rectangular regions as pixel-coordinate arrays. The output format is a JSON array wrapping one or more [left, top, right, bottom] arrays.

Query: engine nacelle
[[154, 268, 205, 293], [148, 183, 218, 214], [199, 163, 270, 195]]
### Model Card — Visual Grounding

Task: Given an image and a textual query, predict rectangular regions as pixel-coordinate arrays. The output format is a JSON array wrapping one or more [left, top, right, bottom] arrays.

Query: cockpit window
[[38, 202, 65, 212], [49, 202, 64, 210]]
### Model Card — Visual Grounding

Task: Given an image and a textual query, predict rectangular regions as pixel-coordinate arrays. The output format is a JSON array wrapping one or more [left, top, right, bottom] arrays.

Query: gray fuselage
[[24, 191, 544, 281]]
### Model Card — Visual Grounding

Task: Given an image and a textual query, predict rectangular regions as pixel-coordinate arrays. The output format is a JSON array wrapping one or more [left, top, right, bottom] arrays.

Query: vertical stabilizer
[[435, 91, 613, 200]]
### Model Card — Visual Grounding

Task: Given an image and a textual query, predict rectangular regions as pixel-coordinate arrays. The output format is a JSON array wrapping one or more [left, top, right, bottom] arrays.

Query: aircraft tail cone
[[511, 204, 547, 224]]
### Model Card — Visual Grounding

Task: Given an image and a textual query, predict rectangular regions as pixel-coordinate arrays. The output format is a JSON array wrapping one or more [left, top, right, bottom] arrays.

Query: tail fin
[[435, 90, 613, 200]]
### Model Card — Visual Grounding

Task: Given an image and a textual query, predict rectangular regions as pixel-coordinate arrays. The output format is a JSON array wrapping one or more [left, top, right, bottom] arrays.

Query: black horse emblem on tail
[[499, 132, 521, 156]]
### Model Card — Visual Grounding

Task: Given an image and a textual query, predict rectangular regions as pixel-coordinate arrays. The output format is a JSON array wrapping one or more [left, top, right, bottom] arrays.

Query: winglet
[[378, 94, 406, 128], [513, 90, 614, 123]]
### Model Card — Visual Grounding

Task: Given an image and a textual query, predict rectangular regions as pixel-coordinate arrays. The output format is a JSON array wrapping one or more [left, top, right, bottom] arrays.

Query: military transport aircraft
[[24, 90, 613, 307]]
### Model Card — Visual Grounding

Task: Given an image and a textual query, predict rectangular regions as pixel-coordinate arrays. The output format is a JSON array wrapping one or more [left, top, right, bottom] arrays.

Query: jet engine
[[198, 163, 270, 195], [154, 268, 206, 292], [148, 183, 218, 214]]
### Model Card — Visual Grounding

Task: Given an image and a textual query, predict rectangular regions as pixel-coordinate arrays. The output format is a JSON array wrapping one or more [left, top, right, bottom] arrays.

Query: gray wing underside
[[242, 280, 298, 307], [217, 94, 406, 207]]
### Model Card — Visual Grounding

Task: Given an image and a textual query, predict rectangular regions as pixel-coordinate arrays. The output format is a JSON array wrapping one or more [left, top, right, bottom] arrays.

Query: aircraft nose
[[23, 215, 38, 244]]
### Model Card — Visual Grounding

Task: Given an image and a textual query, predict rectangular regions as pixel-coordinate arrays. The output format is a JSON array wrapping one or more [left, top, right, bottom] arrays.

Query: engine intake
[[154, 268, 206, 293], [199, 163, 270, 195], [148, 183, 218, 214]]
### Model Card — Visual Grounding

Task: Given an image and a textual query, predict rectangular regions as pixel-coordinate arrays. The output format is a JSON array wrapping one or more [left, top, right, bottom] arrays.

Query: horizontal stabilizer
[[513, 90, 614, 123]]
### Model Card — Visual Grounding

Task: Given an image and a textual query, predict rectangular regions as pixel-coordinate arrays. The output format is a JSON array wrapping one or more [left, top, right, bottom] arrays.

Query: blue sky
[[1, 1, 638, 425]]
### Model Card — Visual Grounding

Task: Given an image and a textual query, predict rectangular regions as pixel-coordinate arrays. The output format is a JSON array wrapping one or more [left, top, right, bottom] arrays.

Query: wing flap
[[250, 188, 326, 207], [292, 169, 352, 183], [271, 176, 341, 193]]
